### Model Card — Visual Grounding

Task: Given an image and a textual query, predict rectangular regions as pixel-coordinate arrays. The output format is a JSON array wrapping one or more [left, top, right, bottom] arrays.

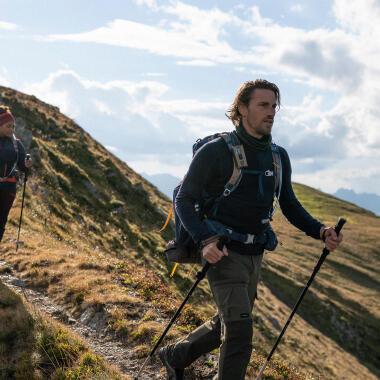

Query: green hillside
[[0, 86, 379, 379]]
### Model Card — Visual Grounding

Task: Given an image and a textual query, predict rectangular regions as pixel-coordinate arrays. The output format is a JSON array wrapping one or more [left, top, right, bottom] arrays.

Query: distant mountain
[[333, 188, 380, 216], [140, 172, 181, 198]]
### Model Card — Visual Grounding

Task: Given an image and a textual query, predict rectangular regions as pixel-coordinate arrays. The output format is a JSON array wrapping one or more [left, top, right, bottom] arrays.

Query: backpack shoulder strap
[[3, 134, 20, 179], [12, 134, 19, 153], [220, 131, 248, 196], [270, 143, 282, 218], [223, 132, 247, 169]]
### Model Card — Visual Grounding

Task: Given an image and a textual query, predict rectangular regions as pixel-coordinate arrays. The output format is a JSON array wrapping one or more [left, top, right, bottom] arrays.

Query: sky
[[1, 0, 379, 196]]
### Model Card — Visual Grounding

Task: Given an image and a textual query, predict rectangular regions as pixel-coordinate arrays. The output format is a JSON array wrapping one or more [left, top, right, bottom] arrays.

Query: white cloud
[[93, 99, 113, 115], [290, 4, 304, 13], [42, 18, 239, 63], [176, 60, 216, 66], [133, 0, 159, 10], [21, 68, 379, 196], [293, 160, 380, 194], [126, 156, 190, 178], [0, 67, 10, 87], [21, 70, 231, 174], [38, 1, 378, 96], [0, 21, 19, 31], [105, 145, 119, 153], [144, 72, 166, 77], [18, 0, 380, 194]]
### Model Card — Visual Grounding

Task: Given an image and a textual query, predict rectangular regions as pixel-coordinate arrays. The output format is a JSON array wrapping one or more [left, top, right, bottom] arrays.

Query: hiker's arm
[[278, 148, 324, 240], [16, 140, 27, 171], [176, 142, 224, 244]]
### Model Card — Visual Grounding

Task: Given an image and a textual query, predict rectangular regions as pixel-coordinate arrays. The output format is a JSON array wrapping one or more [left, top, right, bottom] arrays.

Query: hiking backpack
[[0, 134, 19, 183], [162, 131, 282, 265]]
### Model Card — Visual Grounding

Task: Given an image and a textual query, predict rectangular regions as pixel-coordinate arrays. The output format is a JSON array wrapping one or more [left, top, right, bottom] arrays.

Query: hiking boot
[[158, 346, 184, 380]]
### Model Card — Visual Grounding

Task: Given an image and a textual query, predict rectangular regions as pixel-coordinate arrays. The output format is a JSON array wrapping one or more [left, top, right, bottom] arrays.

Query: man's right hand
[[202, 241, 228, 263]]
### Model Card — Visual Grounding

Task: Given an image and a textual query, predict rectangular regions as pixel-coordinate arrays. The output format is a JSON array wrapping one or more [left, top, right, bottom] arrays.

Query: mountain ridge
[[333, 188, 380, 216]]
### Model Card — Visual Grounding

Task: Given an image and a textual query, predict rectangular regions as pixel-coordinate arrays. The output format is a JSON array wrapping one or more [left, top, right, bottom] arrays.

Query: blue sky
[[1, 0, 379, 196]]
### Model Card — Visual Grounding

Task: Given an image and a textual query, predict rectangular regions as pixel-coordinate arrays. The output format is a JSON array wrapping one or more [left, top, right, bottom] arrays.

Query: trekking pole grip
[[334, 217, 346, 235], [25, 154, 31, 179], [216, 236, 227, 250], [198, 236, 228, 279], [323, 217, 346, 257]]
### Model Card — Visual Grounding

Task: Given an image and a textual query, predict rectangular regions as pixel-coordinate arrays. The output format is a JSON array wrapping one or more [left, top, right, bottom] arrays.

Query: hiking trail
[[0, 259, 161, 380]]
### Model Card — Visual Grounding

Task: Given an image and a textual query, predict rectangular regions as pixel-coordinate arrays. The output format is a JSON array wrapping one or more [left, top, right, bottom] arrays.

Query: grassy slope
[[0, 280, 125, 379], [256, 184, 380, 379], [0, 86, 379, 379]]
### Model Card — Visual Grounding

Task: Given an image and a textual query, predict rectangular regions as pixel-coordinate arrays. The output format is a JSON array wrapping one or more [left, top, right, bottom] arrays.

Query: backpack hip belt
[[0, 177, 17, 183], [204, 219, 257, 244]]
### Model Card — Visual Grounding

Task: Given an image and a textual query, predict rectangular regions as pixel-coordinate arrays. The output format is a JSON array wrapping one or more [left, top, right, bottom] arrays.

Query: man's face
[[238, 88, 277, 138], [0, 121, 14, 138]]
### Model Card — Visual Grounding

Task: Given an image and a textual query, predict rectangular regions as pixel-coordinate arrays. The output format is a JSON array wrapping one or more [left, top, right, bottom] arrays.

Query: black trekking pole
[[16, 154, 30, 252], [255, 217, 346, 380], [134, 237, 228, 379]]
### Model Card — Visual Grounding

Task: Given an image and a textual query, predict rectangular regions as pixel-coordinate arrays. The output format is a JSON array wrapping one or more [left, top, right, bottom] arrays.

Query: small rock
[[268, 316, 282, 331], [11, 279, 26, 287], [68, 317, 76, 325], [80, 307, 95, 324]]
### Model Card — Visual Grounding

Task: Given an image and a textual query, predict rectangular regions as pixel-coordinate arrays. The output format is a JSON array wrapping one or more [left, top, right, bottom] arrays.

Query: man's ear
[[238, 103, 248, 118]]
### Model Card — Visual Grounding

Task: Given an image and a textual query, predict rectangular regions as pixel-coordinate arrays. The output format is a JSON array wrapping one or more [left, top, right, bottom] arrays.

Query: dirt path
[[0, 260, 161, 380]]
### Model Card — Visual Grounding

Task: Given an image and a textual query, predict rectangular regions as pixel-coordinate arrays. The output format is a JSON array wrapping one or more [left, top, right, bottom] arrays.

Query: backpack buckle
[[265, 170, 273, 176], [245, 234, 255, 244], [223, 188, 231, 196]]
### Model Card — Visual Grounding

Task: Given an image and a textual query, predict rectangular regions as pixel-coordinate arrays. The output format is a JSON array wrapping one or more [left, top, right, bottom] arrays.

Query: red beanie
[[0, 110, 15, 127]]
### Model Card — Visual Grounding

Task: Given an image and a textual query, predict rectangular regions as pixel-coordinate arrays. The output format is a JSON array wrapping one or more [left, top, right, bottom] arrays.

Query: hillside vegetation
[[0, 86, 379, 379], [0, 280, 124, 379]]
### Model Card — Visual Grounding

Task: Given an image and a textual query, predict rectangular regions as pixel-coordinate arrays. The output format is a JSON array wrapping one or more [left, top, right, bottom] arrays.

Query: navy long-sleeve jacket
[[0, 136, 26, 190], [175, 136, 323, 254]]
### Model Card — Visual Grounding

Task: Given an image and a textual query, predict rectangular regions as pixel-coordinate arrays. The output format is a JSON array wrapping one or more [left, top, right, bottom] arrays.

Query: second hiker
[[0, 106, 32, 244]]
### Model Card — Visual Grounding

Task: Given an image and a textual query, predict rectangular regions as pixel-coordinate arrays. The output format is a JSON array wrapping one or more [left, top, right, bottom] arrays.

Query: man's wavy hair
[[226, 79, 281, 127]]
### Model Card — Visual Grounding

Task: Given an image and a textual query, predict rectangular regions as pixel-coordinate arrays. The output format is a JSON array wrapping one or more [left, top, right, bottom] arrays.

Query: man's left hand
[[322, 227, 343, 251]]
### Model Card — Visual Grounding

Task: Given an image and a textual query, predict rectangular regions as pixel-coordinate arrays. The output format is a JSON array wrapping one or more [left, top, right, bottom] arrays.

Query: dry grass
[[0, 280, 125, 379]]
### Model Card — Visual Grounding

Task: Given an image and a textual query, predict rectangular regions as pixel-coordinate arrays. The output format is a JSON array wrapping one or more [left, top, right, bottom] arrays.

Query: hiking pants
[[168, 249, 263, 379], [0, 188, 16, 242]]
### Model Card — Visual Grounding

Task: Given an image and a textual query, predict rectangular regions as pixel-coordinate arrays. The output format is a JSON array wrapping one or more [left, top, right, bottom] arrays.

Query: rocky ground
[[0, 255, 217, 380], [0, 259, 162, 380]]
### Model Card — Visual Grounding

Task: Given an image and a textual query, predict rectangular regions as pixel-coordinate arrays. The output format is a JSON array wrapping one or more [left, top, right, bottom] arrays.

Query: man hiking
[[158, 79, 343, 379]]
